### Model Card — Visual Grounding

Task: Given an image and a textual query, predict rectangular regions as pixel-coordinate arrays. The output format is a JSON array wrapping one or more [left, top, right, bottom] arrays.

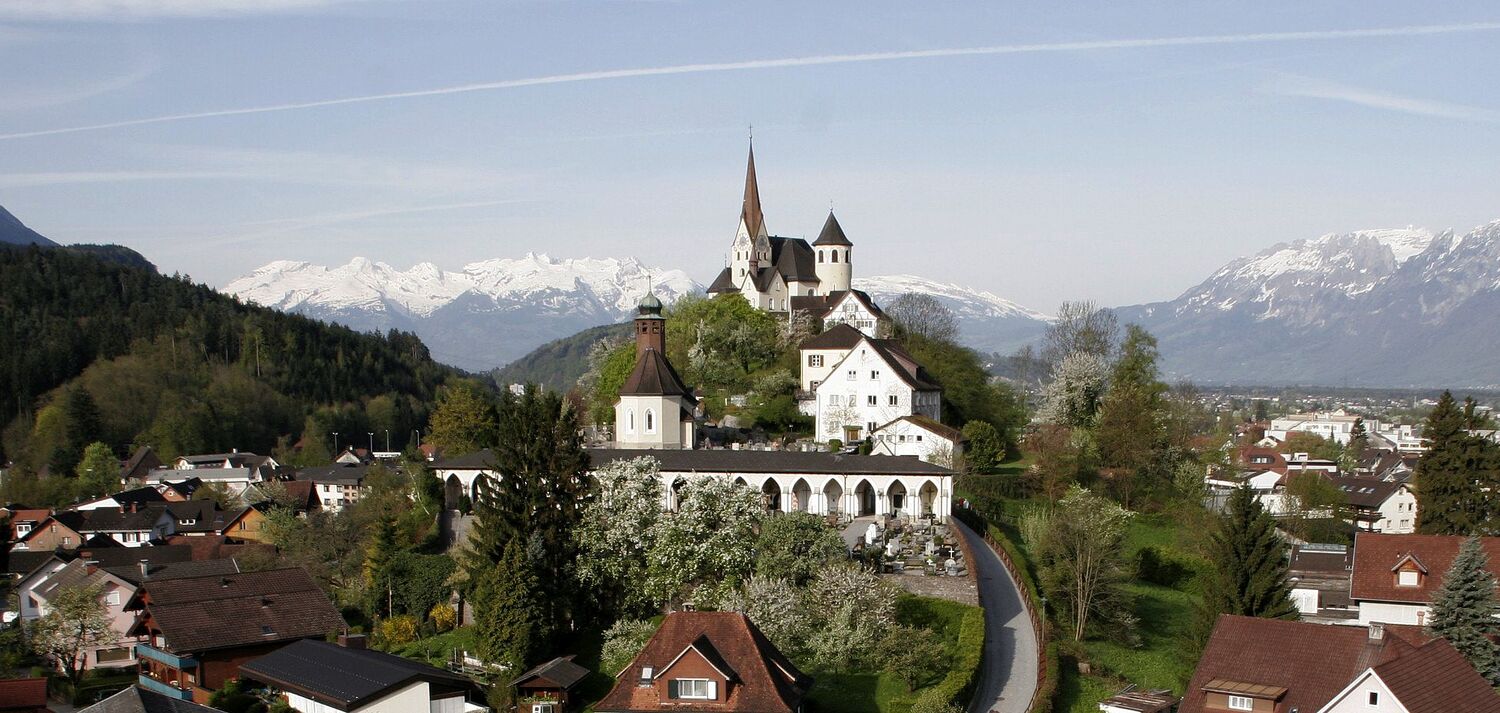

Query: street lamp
[[331, 431, 339, 455]]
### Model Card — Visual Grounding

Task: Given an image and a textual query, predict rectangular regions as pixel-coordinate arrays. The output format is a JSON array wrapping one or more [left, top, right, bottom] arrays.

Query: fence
[[953, 507, 1053, 713]]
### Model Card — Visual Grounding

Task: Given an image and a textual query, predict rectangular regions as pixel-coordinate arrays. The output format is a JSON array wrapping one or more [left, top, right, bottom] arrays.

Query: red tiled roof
[[596, 612, 811, 713], [1351, 532, 1500, 604], [1181, 616, 1435, 713], [1372, 638, 1500, 712], [0, 678, 49, 711], [130, 567, 344, 653]]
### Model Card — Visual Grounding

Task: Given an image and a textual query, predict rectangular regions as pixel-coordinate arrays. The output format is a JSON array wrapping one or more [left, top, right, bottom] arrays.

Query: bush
[[429, 602, 457, 633], [600, 619, 657, 677], [910, 607, 986, 710], [377, 615, 420, 648], [1135, 546, 1191, 589]]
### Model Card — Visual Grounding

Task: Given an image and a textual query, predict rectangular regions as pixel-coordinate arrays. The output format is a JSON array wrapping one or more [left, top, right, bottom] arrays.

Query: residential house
[[1330, 475, 1417, 534], [218, 505, 271, 542], [704, 144, 855, 311], [80, 687, 224, 713], [50, 506, 175, 547], [120, 446, 163, 485], [240, 637, 487, 713], [870, 415, 964, 467], [294, 463, 375, 512], [803, 327, 942, 442], [1269, 409, 1382, 446], [71, 488, 167, 512], [144, 451, 279, 498], [1182, 615, 1499, 713], [1351, 532, 1500, 626], [1286, 542, 1356, 621], [791, 289, 887, 338], [155, 478, 203, 502], [0, 678, 51, 713], [2, 508, 52, 542], [170, 452, 278, 474], [512, 656, 591, 713], [127, 567, 345, 703], [596, 611, 812, 713]]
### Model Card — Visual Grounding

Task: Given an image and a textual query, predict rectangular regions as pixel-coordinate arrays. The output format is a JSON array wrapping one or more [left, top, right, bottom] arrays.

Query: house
[[71, 488, 167, 512], [596, 611, 812, 713], [870, 415, 964, 467], [613, 292, 697, 450], [10, 515, 86, 551], [119, 446, 163, 485], [1286, 542, 1356, 620], [1269, 409, 1381, 446], [2, 508, 52, 542], [143, 451, 279, 498], [1329, 475, 1417, 533], [80, 687, 224, 713], [705, 143, 854, 311], [49, 506, 175, 548], [294, 462, 376, 512], [804, 327, 942, 442], [240, 637, 487, 713], [792, 289, 886, 338], [170, 451, 278, 474], [155, 478, 203, 502], [218, 505, 271, 542], [1181, 615, 1500, 713], [0, 678, 51, 713], [127, 567, 345, 703], [512, 656, 591, 713], [1234, 446, 1287, 475], [1351, 532, 1500, 626], [437, 448, 955, 521]]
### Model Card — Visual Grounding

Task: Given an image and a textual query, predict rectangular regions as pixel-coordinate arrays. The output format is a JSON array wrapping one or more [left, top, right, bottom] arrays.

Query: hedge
[[913, 605, 986, 710]]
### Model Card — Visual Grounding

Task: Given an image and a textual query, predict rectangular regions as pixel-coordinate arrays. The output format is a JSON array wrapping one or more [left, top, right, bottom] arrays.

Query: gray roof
[[106, 557, 241, 585], [588, 448, 954, 476], [812, 211, 853, 246], [81, 686, 226, 713], [513, 656, 590, 690], [241, 639, 474, 709], [294, 462, 374, 484]]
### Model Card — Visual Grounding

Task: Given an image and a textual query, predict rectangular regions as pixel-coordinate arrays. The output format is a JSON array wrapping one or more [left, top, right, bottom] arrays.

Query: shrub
[[377, 615, 420, 648], [600, 619, 657, 677], [429, 602, 457, 633]]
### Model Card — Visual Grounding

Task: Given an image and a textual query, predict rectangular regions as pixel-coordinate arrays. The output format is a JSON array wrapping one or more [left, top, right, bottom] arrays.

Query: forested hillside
[[0, 243, 457, 487], [493, 322, 630, 391]]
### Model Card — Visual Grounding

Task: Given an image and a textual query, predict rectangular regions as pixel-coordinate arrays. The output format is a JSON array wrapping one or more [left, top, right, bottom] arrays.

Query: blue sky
[[2, 1, 1498, 310]]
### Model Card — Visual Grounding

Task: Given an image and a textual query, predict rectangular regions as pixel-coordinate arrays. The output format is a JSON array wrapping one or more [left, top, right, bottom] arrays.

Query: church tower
[[729, 142, 771, 285], [614, 292, 697, 449], [813, 210, 853, 293]]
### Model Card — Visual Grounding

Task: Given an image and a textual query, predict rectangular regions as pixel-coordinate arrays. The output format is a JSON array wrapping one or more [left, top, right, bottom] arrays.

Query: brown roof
[[1330, 475, 1408, 510], [619, 348, 695, 400], [866, 340, 941, 392], [0, 678, 49, 711], [799, 323, 865, 350], [881, 414, 962, 441], [596, 612, 811, 713], [1371, 638, 1500, 713], [1181, 616, 1457, 713], [1351, 532, 1500, 604], [812, 211, 852, 246], [129, 567, 344, 653], [512, 656, 590, 690]]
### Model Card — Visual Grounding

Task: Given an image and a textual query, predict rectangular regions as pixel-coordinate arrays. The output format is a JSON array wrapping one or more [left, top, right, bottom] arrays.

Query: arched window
[[626, 409, 635, 433], [831, 251, 839, 264], [646, 409, 656, 433], [844, 249, 851, 262], [818, 250, 824, 263]]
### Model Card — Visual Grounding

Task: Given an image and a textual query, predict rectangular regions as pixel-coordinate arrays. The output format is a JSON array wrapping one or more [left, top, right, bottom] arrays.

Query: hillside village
[[5, 147, 1500, 713]]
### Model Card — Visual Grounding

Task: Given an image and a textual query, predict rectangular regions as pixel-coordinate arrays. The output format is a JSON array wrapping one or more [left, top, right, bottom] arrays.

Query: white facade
[[1357, 601, 1428, 626], [1319, 669, 1406, 713], [615, 395, 694, 450], [1270, 410, 1382, 446], [820, 292, 879, 337], [871, 418, 962, 467], [1369, 486, 1417, 534], [814, 245, 852, 294], [813, 342, 940, 442]]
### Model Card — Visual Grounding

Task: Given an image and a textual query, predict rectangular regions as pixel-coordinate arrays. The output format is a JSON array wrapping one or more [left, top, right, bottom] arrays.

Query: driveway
[[949, 517, 1040, 713]]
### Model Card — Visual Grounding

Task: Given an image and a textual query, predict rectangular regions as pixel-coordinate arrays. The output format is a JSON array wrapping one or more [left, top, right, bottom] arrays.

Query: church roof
[[812, 211, 852, 246], [770, 237, 818, 283], [620, 348, 696, 401], [706, 267, 738, 294], [741, 144, 766, 238]]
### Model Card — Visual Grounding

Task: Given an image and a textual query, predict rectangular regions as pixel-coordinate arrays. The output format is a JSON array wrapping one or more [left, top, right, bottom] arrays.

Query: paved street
[[949, 517, 1040, 713]]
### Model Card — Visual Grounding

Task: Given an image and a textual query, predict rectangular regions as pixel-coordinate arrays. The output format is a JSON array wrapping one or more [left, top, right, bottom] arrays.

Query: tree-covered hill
[[493, 322, 631, 392], [0, 243, 457, 482]]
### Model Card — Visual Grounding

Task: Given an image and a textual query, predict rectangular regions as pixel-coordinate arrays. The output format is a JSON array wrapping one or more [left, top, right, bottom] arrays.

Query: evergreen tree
[[1194, 485, 1297, 647], [364, 515, 399, 616], [1347, 417, 1369, 456], [1418, 391, 1483, 535], [473, 539, 549, 670], [1428, 537, 1500, 683]]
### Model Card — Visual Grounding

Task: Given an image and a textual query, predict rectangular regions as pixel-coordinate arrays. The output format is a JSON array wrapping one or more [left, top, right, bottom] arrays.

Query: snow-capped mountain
[[856, 274, 1052, 354], [225, 253, 699, 372], [1118, 220, 1500, 387]]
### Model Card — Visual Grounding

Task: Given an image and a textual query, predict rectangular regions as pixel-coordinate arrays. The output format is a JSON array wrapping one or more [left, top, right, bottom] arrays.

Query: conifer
[[1428, 537, 1500, 683], [1193, 485, 1296, 647]]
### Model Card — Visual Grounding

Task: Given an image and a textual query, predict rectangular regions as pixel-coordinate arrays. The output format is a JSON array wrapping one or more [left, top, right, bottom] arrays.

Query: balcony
[[135, 643, 197, 669], [137, 675, 194, 700]]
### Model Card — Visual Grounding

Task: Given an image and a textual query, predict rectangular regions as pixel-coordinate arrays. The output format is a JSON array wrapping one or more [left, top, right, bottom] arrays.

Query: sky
[[2, 1, 1498, 312]]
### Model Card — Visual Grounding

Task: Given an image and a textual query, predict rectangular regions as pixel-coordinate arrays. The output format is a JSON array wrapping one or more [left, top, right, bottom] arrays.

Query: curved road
[[950, 517, 1039, 713]]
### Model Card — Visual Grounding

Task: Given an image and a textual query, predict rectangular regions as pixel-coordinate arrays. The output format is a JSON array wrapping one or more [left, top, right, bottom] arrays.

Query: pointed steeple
[[741, 141, 767, 238], [813, 210, 852, 246]]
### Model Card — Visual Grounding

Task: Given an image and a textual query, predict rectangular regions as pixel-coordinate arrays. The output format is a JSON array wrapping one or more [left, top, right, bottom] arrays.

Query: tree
[[600, 619, 658, 677], [735, 575, 808, 656], [1037, 352, 1109, 429], [1417, 391, 1490, 536], [646, 477, 763, 606], [191, 481, 238, 510], [1024, 425, 1094, 499], [574, 457, 664, 619], [1278, 431, 1343, 462], [1427, 537, 1500, 683], [426, 380, 497, 455], [885, 293, 959, 343], [1038, 486, 1136, 642], [1041, 300, 1118, 366], [57, 386, 104, 475], [753, 512, 847, 587], [75, 441, 120, 498], [28, 582, 118, 687], [1281, 472, 1348, 543], [473, 539, 548, 670], [1194, 485, 1297, 648], [364, 516, 399, 615], [961, 420, 1003, 473], [580, 338, 637, 426], [1253, 400, 1269, 423], [1347, 417, 1369, 455]]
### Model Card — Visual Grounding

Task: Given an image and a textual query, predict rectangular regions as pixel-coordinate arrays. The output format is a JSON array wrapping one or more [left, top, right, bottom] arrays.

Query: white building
[[613, 292, 697, 450], [1269, 410, 1382, 446], [1331, 475, 1417, 534], [800, 325, 942, 443], [706, 144, 856, 311], [870, 415, 963, 468]]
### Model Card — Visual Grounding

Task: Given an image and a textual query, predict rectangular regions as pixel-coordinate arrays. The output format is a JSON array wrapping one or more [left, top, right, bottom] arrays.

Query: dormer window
[[1227, 695, 1253, 711], [1398, 569, 1420, 587], [670, 679, 716, 700]]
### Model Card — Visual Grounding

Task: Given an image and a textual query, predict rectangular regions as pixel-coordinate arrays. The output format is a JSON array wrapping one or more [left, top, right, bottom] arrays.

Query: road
[[949, 517, 1040, 713]]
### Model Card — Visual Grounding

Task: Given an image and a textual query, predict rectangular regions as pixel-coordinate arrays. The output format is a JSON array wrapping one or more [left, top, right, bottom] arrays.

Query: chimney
[[138, 559, 150, 580], [338, 633, 367, 650], [84, 560, 99, 575], [1368, 622, 1385, 641]]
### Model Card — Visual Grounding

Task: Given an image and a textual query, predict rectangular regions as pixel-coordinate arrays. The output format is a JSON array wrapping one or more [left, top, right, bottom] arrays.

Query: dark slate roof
[[705, 267, 739, 294], [55, 506, 166, 533], [620, 348, 695, 400], [294, 463, 374, 484], [7, 550, 61, 576], [799, 323, 865, 350], [109, 487, 167, 508], [164, 501, 231, 533], [770, 237, 818, 283], [1330, 475, 1407, 509], [80, 686, 226, 713], [588, 448, 954, 476], [512, 656, 591, 690], [122, 446, 162, 481], [812, 211, 852, 246], [132, 567, 344, 653], [107, 557, 242, 585], [77, 544, 194, 569], [240, 639, 474, 709]]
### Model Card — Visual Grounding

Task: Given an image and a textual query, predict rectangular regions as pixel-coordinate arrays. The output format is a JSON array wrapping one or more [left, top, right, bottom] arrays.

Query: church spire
[[741, 140, 767, 238]]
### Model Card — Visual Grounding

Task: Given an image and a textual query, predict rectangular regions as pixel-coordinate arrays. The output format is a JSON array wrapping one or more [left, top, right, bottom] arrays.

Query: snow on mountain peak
[[856, 274, 1053, 321]]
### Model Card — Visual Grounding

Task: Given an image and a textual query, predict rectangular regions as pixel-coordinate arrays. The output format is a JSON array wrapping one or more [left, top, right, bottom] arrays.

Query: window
[[867, 395, 878, 406], [1227, 695, 1253, 711], [1398, 569, 1419, 586], [808, 354, 824, 368], [1368, 691, 1379, 705], [847, 369, 857, 381], [818, 250, 824, 263], [847, 395, 857, 407], [106, 591, 120, 606], [673, 679, 715, 700], [645, 409, 656, 434], [870, 370, 880, 380], [889, 395, 898, 406], [627, 409, 635, 434], [867, 421, 877, 433], [533, 704, 556, 713], [916, 435, 924, 442], [831, 251, 839, 263]]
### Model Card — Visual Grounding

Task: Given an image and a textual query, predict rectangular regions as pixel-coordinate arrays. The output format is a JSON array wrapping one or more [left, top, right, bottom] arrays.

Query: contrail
[[3, 21, 1498, 141]]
